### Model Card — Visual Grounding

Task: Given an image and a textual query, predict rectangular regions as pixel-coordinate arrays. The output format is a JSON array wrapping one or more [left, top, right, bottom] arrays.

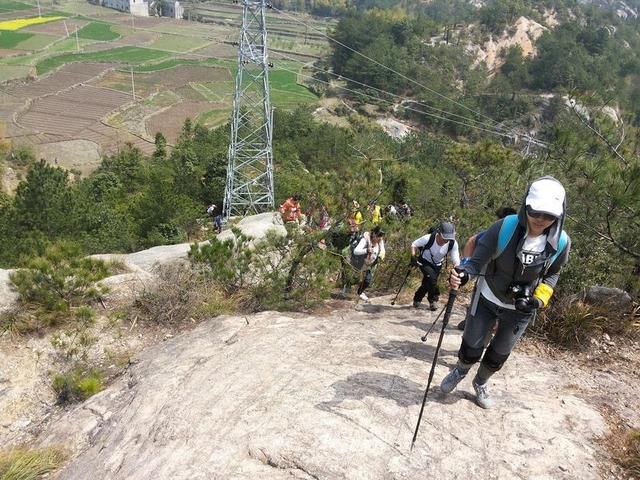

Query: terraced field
[[0, 0, 322, 174]]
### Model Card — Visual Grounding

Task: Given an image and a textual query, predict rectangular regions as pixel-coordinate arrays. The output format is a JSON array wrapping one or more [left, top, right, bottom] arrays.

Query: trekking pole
[[410, 287, 458, 451], [420, 304, 445, 342], [390, 265, 413, 305]]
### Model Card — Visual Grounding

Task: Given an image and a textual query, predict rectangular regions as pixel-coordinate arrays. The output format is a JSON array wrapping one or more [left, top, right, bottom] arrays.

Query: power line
[[269, 50, 548, 146], [269, 49, 507, 133]]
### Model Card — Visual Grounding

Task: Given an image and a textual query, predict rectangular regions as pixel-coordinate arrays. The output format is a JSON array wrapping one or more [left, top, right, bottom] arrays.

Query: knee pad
[[481, 345, 510, 372], [459, 339, 483, 365]]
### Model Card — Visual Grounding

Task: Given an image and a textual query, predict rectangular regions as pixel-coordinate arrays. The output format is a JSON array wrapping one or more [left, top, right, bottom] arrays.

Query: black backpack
[[419, 230, 454, 262]]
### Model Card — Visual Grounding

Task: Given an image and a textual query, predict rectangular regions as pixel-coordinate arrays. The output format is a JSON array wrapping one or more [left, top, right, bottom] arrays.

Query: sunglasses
[[526, 206, 557, 222]]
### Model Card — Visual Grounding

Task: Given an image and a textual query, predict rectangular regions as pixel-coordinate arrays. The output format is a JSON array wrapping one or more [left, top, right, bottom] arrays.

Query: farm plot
[[0, 29, 31, 48], [36, 46, 170, 75], [21, 18, 87, 35], [76, 21, 120, 41], [77, 122, 155, 155], [11, 33, 57, 51], [0, 0, 35, 12], [146, 101, 218, 142], [0, 15, 66, 31], [189, 41, 237, 59], [3, 62, 116, 99], [143, 64, 231, 87], [195, 107, 229, 129], [17, 84, 132, 136], [90, 70, 154, 97], [148, 34, 209, 53], [83, 31, 158, 53]]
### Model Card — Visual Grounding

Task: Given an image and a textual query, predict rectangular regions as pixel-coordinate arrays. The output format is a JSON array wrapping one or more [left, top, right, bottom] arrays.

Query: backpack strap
[[496, 214, 520, 258], [447, 239, 454, 253], [496, 215, 568, 274], [544, 230, 568, 273], [419, 233, 436, 258]]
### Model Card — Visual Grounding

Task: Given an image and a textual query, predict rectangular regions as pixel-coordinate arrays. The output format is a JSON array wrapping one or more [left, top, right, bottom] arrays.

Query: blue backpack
[[497, 214, 568, 272]]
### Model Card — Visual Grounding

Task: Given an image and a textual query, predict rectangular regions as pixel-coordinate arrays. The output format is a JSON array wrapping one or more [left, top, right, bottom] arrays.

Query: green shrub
[[52, 367, 103, 404], [190, 226, 337, 312], [10, 241, 109, 316], [0, 446, 66, 480]]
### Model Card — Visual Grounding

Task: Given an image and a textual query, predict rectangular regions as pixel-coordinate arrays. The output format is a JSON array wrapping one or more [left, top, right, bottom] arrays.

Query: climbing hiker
[[411, 222, 460, 311], [368, 200, 382, 226], [398, 200, 412, 219], [279, 194, 302, 223], [457, 206, 517, 331], [347, 200, 364, 235], [207, 203, 222, 234], [342, 225, 386, 301], [442, 176, 570, 409]]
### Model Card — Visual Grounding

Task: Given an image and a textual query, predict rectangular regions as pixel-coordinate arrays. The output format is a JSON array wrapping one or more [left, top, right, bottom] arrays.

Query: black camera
[[508, 283, 532, 300], [508, 283, 533, 311]]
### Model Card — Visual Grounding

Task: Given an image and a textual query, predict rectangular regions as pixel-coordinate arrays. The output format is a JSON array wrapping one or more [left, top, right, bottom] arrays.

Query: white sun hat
[[526, 178, 565, 218]]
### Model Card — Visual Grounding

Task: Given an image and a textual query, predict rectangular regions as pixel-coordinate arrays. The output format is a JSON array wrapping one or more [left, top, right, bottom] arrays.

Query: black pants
[[413, 262, 441, 304], [357, 269, 373, 294]]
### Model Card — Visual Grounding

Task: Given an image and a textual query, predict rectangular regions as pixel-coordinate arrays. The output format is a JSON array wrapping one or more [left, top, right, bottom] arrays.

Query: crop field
[[0, 15, 65, 30], [0, 0, 322, 171], [0, 0, 33, 12], [77, 21, 120, 41], [0, 29, 31, 48]]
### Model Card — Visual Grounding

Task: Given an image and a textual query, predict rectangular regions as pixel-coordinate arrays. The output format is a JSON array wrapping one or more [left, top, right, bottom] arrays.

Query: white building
[[99, 0, 149, 16], [160, 0, 183, 19]]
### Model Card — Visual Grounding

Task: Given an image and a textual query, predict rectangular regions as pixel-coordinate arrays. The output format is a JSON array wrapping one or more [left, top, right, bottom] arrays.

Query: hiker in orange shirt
[[279, 194, 302, 223]]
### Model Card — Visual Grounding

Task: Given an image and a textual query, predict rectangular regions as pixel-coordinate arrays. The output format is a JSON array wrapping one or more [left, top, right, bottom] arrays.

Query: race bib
[[520, 250, 540, 265]]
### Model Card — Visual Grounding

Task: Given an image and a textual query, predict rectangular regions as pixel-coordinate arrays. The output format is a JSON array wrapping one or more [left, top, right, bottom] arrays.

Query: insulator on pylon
[[268, 62, 274, 68]]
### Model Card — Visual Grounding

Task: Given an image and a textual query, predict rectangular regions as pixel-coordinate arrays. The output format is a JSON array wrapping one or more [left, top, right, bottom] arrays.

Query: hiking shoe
[[412, 301, 421, 309], [359, 292, 369, 302], [472, 378, 495, 409], [429, 302, 438, 311], [440, 367, 467, 394]]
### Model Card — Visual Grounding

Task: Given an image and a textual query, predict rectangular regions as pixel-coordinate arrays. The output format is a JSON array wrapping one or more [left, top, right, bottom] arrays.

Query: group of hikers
[[283, 176, 571, 410], [210, 176, 571, 409]]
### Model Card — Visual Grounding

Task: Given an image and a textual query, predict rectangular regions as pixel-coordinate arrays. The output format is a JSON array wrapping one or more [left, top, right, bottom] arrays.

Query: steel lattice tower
[[223, 0, 274, 219]]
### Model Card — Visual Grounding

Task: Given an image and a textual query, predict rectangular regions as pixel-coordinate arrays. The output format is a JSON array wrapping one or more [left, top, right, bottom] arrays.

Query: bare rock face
[[39, 300, 606, 480]]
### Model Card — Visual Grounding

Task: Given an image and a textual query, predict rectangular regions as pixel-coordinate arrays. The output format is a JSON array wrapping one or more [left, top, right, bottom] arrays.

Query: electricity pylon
[[223, 0, 274, 219]]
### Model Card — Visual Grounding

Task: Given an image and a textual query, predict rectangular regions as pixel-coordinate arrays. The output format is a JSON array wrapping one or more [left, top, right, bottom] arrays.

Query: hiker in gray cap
[[442, 176, 570, 409], [410, 222, 460, 311]]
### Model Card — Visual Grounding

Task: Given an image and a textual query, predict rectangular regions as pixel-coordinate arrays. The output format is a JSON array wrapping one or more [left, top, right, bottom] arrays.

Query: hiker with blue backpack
[[410, 222, 461, 311], [442, 176, 570, 409]]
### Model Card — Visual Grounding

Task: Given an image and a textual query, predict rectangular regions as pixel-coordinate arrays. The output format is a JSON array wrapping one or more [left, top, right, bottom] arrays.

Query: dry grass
[[600, 406, 640, 477], [531, 298, 639, 350], [130, 264, 237, 325], [0, 446, 67, 480]]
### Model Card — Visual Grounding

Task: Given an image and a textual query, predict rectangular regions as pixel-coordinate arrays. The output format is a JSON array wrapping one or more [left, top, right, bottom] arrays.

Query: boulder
[[583, 286, 633, 312], [217, 212, 287, 245]]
